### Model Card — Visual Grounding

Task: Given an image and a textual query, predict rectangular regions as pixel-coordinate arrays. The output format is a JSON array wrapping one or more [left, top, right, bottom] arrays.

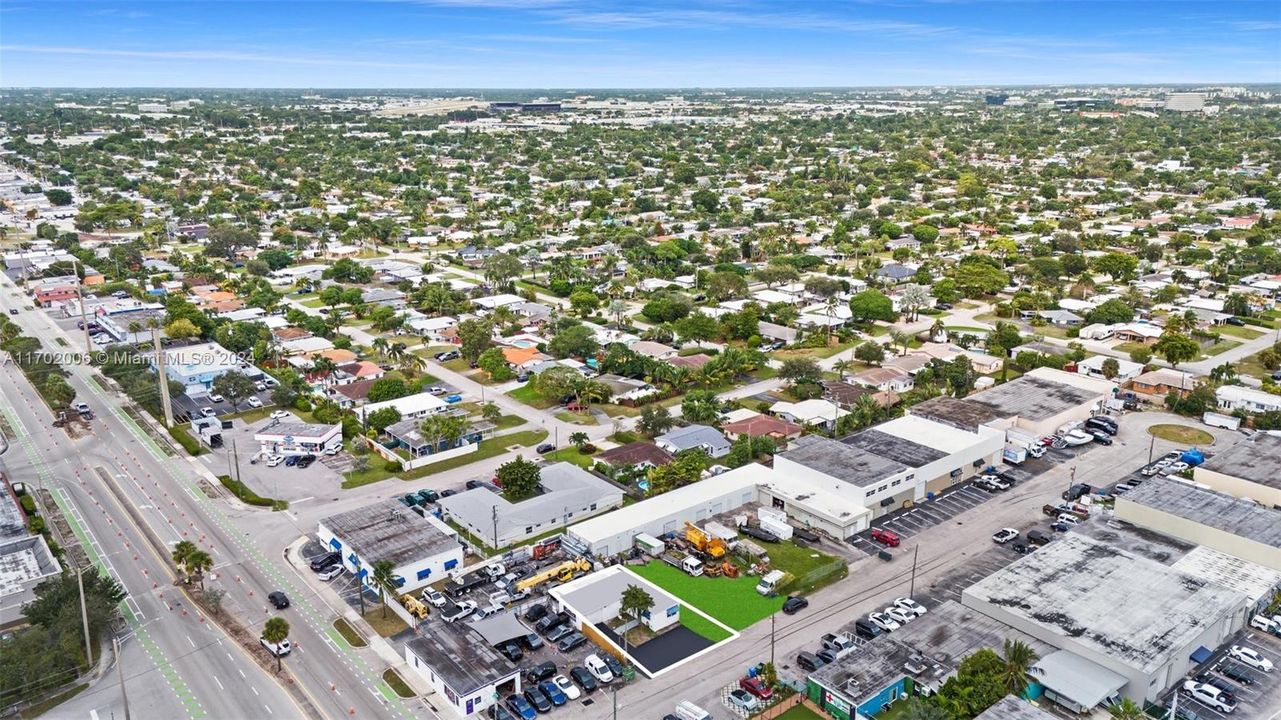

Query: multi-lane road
[[0, 276, 416, 720]]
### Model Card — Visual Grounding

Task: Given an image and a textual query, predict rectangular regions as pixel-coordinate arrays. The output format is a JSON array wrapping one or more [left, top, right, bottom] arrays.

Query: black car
[[1050, 521, 1072, 532], [816, 648, 837, 665], [435, 350, 461, 362], [524, 603, 549, 623], [525, 661, 557, 684], [792, 527, 821, 544], [268, 591, 290, 609], [1011, 543, 1031, 554], [309, 551, 340, 571], [570, 666, 597, 693], [1086, 429, 1113, 445], [741, 526, 780, 543], [536, 443, 555, 454], [1219, 663, 1255, 686], [935, 302, 953, 310], [1225, 317, 1246, 326], [854, 618, 883, 640], [1085, 417, 1118, 435], [440, 489, 456, 498], [524, 687, 552, 714], [7, 308, 16, 316], [782, 596, 809, 614], [796, 652, 824, 672], [296, 454, 316, 469], [498, 643, 523, 662], [602, 654, 624, 678], [557, 633, 587, 652], [465, 479, 484, 490], [993, 471, 1018, 484], [534, 614, 565, 635], [415, 489, 440, 504]]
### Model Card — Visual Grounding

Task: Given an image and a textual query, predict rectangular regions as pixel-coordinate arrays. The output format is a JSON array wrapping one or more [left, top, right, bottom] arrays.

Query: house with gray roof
[[655, 424, 732, 459]]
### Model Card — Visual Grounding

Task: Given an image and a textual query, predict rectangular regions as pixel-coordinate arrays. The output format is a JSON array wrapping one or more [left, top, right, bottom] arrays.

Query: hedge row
[[217, 474, 288, 511], [168, 425, 205, 456]]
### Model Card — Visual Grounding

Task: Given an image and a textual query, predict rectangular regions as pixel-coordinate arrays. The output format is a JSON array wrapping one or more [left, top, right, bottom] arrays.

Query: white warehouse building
[[317, 500, 463, 594]]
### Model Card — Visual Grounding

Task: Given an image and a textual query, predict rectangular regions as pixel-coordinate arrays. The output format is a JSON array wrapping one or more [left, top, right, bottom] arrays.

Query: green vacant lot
[[678, 605, 733, 643], [631, 560, 784, 630]]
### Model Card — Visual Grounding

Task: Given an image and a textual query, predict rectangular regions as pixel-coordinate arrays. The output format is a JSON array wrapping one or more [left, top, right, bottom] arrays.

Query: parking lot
[[298, 538, 628, 714], [1156, 630, 1281, 719], [195, 413, 346, 500]]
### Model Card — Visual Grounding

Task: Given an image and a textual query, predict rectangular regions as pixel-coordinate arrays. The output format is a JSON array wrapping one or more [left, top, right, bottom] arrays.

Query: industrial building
[[254, 421, 343, 457], [317, 499, 463, 594], [806, 600, 1051, 720], [959, 367, 1112, 437], [975, 697, 1057, 720], [0, 484, 62, 628], [566, 464, 763, 557], [1192, 433, 1281, 509], [1115, 477, 1281, 571], [962, 534, 1248, 708], [438, 462, 624, 548], [404, 627, 519, 718], [551, 566, 681, 635], [775, 413, 1004, 518], [151, 341, 256, 397]]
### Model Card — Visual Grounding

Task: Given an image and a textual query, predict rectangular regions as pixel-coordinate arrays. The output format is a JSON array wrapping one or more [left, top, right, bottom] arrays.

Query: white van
[[674, 700, 712, 720], [755, 570, 786, 596]]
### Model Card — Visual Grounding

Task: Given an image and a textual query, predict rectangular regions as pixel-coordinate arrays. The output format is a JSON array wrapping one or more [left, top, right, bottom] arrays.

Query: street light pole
[[73, 258, 91, 354], [77, 565, 93, 669], [909, 545, 920, 598], [114, 636, 131, 720]]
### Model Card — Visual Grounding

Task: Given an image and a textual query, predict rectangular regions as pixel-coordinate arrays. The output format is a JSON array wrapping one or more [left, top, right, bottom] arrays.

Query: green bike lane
[[80, 375, 413, 720], [0, 403, 206, 720]]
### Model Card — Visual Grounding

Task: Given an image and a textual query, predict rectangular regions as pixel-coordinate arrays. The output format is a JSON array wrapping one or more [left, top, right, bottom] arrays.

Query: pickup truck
[[1042, 503, 1088, 519]]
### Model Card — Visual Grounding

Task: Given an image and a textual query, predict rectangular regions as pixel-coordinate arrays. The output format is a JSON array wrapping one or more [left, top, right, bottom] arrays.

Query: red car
[[739, 677, 773, 701], [870, 528, 901, 547]]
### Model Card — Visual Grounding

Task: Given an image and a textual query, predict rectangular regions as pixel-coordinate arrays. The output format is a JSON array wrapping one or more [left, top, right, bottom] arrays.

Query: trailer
[[1203, 412, 1241, 431], [633, 533, 665, 557]]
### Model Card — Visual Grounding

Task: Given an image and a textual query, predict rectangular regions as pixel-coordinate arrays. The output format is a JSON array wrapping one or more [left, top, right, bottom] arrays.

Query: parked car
[[434, 350, 460, 362], [868, 612, 900, 632], [441, 601, 477, 623], [309, 552, 340, 571], [524, 603, 548, 622], [557, 633, 587, 652], [1229, 645, 1273, 673], [546, 625, 574, 644], [992, 528, 1019, 544], [782, 596, 809, 614], [816, 648, 837, 665], [536, 443, 555, 454], [1086, 429, 1113, 445], [602, 655, 623, 678], [524, 661, 557, 684], [505, 694, 536, 720], [208, 394, 225, 403], [246, 396, 263, 408], [538, 680, 567, 707], [317, 565, 343, 582], [1085, 417, 1118, 435], [268, 591, 290, 609], [1181, 681, 1237, 713], [796, 651, 824, 672], [270, 410, 290, 420], [973, 478, 1002, 493], [727, 689, 759, 712], [523, 688, 552, 715], [200, 407, 216, 418], [977, 474, 1011, 490], [553, 675, 581, 701], [498, 643, 523, 662], [1226, 317, 1247, 326], [893, 597, 927, 617], [585, 654, 614, 683], [885, 606, 915, 625], [854, 618, 884, 640], [416, 489, 440, 504], [569, 666, 597, 693], [1026, 529, 1050, 546], [521, 633, 544, 652], [740, 526, 780, 543], [265, 454, 284, 467], [870, 528, 900, 547], [296, 454, 316, 469], [1050, 521, 1072, 532], [423, 589, 447, 608], [1219, 663, 1255, 686], [739, 677, 773, 701], [1164, 461, 1190, 475]]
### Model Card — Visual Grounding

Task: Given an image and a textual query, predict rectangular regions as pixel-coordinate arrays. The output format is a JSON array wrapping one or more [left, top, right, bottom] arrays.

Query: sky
[[1, 0, 1278, 88]]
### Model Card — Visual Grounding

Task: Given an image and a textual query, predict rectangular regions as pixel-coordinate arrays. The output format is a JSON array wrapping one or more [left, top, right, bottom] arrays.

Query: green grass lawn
[[555, 410, 597, 425], [341, 430, 549, 488], [1237, 350, 1274, 381], [546, 447, 597, 469], [1216, 324, 1265, 340], [678, 605, 733, 643], [1201, 339, 1241, 357], [943, 325, 989, 334], [767, 540, 843, 580], [493, 414, 526, 430], [507, 384, 557, 409], [1148, 424, 1214, 445], [1113, 341, 1152, 357], [773, 705, 825, 720], [631, 560, 784, 630]]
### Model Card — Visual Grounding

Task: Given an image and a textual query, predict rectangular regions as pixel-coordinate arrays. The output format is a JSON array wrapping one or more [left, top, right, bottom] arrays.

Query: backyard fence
[[781, 557, 848, 595]]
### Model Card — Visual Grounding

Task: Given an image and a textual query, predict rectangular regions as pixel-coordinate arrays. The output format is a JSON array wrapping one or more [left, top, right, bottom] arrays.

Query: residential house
[[655, 425, 732, 459], [595, 442, 674, 471], [1076, 355, 1144, 383], [720, 411, 803, 441], [875, 263, 916, 285], [1112, 323, 1163, 345], [1129, 368, 1197, 398], [769, 399, 850, 432], [1217, 386, 1281, 415], [851, 366, 914, 393]]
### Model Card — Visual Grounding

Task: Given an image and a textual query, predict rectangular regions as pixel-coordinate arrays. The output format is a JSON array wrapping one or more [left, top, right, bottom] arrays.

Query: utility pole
[[909, 545, 920, 598], [151, 325, 174, 428], [77, 565, 93, 669], [491, 504, 499, 551], [231, 439, 242, 485], [769, 612, 776, 668], [114, 636, 131, 720], [73, 258, 91, 354], [1147, 432, 1156, 465]]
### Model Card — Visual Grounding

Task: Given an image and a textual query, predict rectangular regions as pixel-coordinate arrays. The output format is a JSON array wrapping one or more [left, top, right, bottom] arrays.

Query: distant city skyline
[[1, 0, 1278, 88]]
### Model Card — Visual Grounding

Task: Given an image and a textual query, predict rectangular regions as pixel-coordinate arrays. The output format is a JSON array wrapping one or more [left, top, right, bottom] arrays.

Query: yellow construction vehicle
[[515, 558, 591, 593], [684, 522, 727, 560], [401, 594, 430, 620]]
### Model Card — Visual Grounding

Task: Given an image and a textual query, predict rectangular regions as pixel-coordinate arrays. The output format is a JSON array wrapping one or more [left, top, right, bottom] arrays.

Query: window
[[443, 558, 458, 571], [877, 485, 888, 493], [589, 503, 597, 511], [416, 568, 432, 581], [525, 526, 533, 534], [891, 479, 901, 487], [328, 538, 343, 550]]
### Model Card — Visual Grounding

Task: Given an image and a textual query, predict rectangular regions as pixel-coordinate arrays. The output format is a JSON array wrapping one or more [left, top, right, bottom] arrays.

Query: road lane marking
[[214, 676, 224, 691]]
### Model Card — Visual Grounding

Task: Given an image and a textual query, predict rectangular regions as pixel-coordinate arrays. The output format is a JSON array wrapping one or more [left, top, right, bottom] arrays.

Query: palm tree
[[1000, 638, 1044, 698], [569, 431, 589, 450], [371, 560, 398, 619], [171, 540, 197, 573], [480, 402, 502, 424], [310, 356, 338, 385], [889, 330, 912, 356], [185, 549, 213, 591], [261, 617, 290, 672], [1107, 698, 1144, 720], [371, 336, 389, 360]]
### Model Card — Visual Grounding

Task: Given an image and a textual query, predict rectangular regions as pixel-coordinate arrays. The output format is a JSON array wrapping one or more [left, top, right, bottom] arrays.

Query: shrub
[[383, 460, 402, 472], [216, 474, 286, 509], [18, 494, 37, 516]]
